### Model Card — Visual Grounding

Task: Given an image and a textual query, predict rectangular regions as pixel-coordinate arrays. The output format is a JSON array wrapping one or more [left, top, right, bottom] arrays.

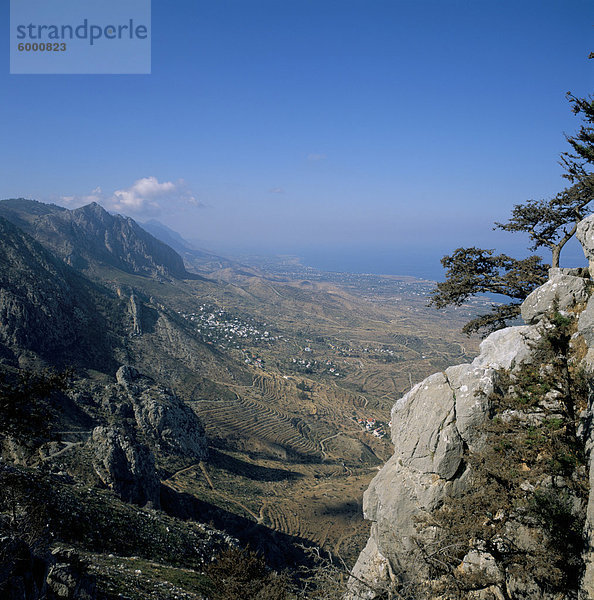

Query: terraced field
[[167, 449, 376, 564], [138, 264, 482, 567], [192, 394, 322, 460]]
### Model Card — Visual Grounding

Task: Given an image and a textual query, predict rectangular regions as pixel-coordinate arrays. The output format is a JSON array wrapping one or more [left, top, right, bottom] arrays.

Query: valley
[[112, 248, 482, 565], [0, 199, 482, 596]]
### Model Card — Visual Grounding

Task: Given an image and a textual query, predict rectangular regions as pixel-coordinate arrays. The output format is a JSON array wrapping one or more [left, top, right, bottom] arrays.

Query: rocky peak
[[0, 198, 190, 280]]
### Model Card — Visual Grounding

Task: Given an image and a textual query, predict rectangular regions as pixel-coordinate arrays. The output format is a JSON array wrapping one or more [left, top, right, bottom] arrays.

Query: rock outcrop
[[115, 365, 208, 460], [128, 293, 142, 335], [349, 216, 594, 600], [521, 268, 589, 324], [578, 216, 594, 600], [87, 366, 208, 507], [578, 217, 594, 277], [46, 547, 98, 600], [0, 539, 99, 600], [89, 425, 160, 508], [350, 330, 532, 598]]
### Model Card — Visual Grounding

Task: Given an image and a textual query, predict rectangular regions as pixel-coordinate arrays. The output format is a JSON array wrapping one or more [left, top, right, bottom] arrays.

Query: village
[[353, 416, 390, 439], [288, 355, 343, 377], [177, 305, 282, 349], [241, 350, 266, 368]]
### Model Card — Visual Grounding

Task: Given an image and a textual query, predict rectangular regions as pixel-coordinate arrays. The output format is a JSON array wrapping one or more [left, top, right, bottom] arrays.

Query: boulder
[[471, 325, 539, 371]]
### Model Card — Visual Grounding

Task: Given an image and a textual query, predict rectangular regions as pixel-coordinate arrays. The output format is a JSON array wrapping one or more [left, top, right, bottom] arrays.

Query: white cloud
[[112, 177, 177, 212], [307, 153, 327, 161], [58, 177, 203, 217], [269, 187, 284, 194]]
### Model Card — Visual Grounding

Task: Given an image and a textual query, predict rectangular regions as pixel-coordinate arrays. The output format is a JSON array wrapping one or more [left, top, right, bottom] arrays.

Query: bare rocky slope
[[0, 199, 190, 279], [348, 217, 594, 599], [0, 216, 123, 369], [0, 204, 238, 599]]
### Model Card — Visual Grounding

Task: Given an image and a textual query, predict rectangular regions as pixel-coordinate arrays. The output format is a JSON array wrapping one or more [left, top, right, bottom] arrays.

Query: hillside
[[0, 199, 481, 599], [0, 216, 123, 370]]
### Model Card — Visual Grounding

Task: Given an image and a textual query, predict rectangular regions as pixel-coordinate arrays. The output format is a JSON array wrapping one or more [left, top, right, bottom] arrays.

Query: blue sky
[[2, 0, 593, 276]]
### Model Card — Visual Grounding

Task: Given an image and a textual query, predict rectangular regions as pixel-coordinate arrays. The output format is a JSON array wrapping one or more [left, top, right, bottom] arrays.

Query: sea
[[199, 237, 589, 283]]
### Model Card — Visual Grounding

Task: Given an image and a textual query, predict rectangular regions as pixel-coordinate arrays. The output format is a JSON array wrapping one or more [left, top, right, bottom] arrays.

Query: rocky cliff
[[348, 216, 594, 600], [0, 216, 120, 368]]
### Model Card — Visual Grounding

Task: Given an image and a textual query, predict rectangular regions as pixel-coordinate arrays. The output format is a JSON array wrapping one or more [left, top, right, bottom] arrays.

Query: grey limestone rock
[[115, 365, 208, 459], [521, 273, 589, 324], [445, 363, 495, 453], [549, 267, 590, 278], [348, 322, 541, 599], [471, 325, 539, 371], [347, 535, 393, 600], [577, 291, 594, 376], [391, 372, 462, 480], [578, 214, 594, 278], [580, 395, 594, 599], [579, 294, 594, 347], [90, 425, 160, 508]]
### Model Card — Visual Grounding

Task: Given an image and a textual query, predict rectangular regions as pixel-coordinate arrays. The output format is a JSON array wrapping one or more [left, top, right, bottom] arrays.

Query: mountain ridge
[[0, 199, 192, 280], [0, 215, 122, 370]]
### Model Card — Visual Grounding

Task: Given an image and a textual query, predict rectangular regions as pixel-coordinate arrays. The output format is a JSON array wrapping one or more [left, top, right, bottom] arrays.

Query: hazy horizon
[[2, 0, 593, 280]]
